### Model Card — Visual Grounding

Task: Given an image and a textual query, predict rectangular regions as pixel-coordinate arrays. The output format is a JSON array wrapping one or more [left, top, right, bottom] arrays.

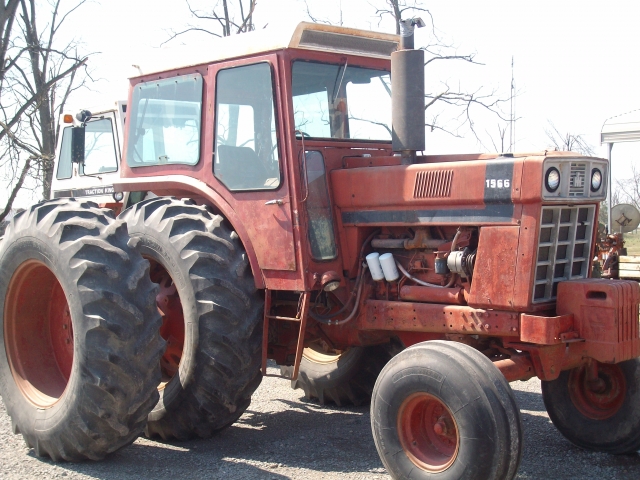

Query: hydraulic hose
[[309, 229, 379, 324]]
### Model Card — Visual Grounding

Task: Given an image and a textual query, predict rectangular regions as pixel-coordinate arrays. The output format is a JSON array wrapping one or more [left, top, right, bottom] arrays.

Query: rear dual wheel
[[371, 340, 523, 480], [120, 197, 263, 440], [0, 199, 164, 461]]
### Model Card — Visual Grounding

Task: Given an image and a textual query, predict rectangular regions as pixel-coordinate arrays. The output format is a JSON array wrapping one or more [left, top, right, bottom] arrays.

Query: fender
[[113, 175, 265, 289]]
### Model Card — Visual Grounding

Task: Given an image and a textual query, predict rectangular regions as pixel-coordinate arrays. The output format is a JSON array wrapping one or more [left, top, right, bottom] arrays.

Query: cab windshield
[[292, 61, 391, 141]]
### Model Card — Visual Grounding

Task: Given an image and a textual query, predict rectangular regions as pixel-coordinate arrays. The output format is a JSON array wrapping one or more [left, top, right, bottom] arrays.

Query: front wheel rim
[[397, 392, 460, 472], [568, 363, 626, 420]]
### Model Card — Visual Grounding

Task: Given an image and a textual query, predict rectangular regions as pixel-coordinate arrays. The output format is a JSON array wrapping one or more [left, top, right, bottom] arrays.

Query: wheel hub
[[397, 392, 460, 473], [568, 363, 626, 420], [148, 259, 185, 387]]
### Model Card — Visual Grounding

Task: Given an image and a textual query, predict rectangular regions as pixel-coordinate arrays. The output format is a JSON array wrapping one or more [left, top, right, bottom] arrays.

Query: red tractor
[[1, 21, 638, 479]]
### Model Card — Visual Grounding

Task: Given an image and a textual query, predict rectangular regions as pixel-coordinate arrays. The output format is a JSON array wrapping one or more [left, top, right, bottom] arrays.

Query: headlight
[[113, 191, 124, 202], [545, 167, 560, 192], [591, 168, 602, 192]]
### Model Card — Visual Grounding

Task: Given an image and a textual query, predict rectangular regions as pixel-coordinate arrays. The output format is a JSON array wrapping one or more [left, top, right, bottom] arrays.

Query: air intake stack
[[392, 18, 426, 164]]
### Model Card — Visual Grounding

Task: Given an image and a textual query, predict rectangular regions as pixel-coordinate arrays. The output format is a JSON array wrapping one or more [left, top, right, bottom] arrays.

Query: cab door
[[207, 56, 298, 282]]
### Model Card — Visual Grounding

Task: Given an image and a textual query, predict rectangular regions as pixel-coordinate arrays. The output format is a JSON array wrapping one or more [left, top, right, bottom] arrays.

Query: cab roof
[[134, 22, 399, 78]]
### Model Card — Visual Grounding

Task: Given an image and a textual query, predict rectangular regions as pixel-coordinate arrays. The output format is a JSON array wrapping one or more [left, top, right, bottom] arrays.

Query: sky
[[8, 0, 640, 207]]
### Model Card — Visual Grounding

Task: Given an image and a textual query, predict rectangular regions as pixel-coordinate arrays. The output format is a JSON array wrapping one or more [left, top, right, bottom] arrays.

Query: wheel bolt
[[433, 419, 447, 436], [588, 377, 606, 393]]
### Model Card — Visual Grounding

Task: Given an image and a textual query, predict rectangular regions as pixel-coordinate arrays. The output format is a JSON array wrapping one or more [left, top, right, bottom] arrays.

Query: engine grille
[[413, 170, 453, 198], [569, 162, 588, 197], [533, 205, 595, 303]]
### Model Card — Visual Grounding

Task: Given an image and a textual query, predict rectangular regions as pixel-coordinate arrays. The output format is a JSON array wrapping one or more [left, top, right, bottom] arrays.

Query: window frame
[[303, 150, 338, 262], [212, 61, 283, 192], [56, 125, 73, 180], [290, 59, 392, 143], [126, 73, 204, 168], [79, 117, 119, 176]]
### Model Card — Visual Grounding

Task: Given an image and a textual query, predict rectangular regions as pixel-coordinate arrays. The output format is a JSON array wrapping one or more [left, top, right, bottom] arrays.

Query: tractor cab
[[115, 22, 398, 290], [52, 101, 127, 207]]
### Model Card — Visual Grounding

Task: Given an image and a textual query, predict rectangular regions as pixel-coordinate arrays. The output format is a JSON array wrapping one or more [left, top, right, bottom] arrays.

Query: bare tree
[[164, 0, 258, 45], [0, 0, 90, 217], [373, 0, 431, 35], [304, 0, 512, 147], [487, 123, 508, 154], [545, 121, 595, 156], [615, 163, 640, 211]]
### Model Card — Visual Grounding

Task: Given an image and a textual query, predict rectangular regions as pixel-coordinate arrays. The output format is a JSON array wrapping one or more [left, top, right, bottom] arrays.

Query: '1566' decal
[[486, 179, 511, 189]]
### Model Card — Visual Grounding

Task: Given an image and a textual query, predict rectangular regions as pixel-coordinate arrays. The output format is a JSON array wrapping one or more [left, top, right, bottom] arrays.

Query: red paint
[[494, 354, 535, 382], [557, 279, 640, 363], [520, 314, 575, 345], [360, 300, 520, 337], [397, 393, 459, 473], [568, 362, 626, 420], [148, 259, 185, 383], [399, 285, 465, 305], [4, 261, 73, 407], [468, 226, 520, 310]]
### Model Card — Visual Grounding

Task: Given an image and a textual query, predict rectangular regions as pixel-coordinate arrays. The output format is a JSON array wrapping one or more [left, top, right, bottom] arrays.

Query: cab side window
[[305, 151, 337, 260], [214, 63, 280, 191], [81, 118, 118, 175], [56, 118, 118, 179]]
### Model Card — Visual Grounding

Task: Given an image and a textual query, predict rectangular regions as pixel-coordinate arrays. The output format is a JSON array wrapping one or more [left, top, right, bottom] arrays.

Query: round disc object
[[611, 203, 640, 233]]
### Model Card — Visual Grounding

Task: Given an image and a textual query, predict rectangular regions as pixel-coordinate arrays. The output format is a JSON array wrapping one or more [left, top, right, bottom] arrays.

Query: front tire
[[542, 359, 640, 454], [120, 197, 263, 440], [0, 199, 164, 461], [371, 340, 522, 480]]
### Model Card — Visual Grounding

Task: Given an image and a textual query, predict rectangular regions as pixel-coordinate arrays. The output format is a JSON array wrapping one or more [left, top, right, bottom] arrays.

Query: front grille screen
[[569, 162, 588, 197], [533, 205, 595, 303]]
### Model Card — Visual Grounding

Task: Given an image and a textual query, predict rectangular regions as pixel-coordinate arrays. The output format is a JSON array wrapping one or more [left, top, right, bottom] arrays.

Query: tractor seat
[[216, 145, 269, 190]]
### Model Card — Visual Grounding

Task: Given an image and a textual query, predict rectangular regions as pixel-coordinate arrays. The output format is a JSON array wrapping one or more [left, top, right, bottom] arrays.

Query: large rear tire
[[281, 344, 390, 406], [371, 340, 522, 480], [120, 197, 263, 440], [542, 359, 640, 454], [0, 199, 164, 461]]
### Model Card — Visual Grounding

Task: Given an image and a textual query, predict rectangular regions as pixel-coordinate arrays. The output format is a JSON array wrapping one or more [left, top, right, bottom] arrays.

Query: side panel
[[468, 226, 521, 310]]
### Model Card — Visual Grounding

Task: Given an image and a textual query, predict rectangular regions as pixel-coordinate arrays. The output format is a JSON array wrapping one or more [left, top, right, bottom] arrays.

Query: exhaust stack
[[392, 18, 426, 164]]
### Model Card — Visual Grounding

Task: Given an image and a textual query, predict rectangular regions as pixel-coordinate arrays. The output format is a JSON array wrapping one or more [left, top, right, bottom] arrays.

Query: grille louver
[[413, 170, 453, 199]]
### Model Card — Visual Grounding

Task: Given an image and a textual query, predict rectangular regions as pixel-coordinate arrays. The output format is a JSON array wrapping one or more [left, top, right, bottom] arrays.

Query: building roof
[[601, 109, 640, 143], [135, 22, 399, 78]]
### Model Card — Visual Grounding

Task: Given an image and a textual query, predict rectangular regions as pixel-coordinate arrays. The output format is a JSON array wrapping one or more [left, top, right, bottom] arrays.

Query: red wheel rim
[[397, 393, 460, 472], [4, 260, 73, 408], [568, 363, 626, 420], [148, 259, 185, 389]]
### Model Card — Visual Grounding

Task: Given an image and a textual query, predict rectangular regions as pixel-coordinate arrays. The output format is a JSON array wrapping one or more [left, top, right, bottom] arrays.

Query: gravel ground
[[1, 363, 639, 479]]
